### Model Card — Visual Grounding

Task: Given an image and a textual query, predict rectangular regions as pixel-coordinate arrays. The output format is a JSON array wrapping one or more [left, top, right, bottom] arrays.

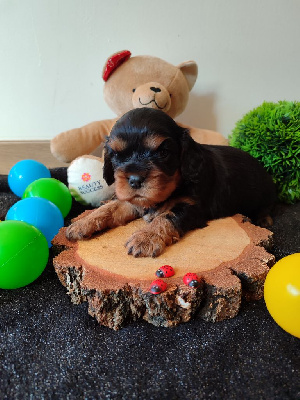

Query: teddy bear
[[50, 50, 227, 206]]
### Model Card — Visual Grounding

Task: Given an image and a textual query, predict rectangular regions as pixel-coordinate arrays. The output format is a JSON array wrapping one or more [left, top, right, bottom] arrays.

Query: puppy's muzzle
[[128, 174, 145, 189]]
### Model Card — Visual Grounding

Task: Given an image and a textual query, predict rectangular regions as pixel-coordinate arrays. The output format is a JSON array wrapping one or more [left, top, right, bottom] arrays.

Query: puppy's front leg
[[125, 212, 181, 257], [125, 201, 207, 257], [66, 200, 142, 241]]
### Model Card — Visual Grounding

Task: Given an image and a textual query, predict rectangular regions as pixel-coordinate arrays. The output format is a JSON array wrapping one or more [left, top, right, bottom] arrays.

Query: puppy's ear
[[180, 130, 204, 183], [103, 148, 115, 186]]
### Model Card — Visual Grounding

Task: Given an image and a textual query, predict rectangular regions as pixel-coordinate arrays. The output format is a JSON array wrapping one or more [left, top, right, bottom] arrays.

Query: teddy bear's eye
[[132, 89, 136, 93]]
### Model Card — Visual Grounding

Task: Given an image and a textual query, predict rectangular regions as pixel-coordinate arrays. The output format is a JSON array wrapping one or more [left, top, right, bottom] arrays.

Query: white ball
[[68, 156, 115, 207]]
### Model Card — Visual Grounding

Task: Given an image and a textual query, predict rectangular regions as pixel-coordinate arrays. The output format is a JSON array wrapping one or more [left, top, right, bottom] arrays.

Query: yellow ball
[[264, 253, 300, 338]]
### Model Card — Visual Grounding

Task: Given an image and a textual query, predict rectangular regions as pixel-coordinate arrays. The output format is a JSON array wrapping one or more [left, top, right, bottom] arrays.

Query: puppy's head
[[103, 108, 186, 208]]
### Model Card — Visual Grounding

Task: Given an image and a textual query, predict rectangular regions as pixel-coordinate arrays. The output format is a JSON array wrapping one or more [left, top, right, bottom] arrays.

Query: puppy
[[66, 108, 277, 257]]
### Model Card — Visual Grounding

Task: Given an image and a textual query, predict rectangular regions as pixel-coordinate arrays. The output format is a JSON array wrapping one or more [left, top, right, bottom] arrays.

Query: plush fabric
[[0, 168, 299, 399]]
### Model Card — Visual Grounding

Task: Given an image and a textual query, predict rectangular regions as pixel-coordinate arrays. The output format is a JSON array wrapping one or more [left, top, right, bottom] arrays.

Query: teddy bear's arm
[[50, 118, 117, 163], [177, 122, 228, 146]]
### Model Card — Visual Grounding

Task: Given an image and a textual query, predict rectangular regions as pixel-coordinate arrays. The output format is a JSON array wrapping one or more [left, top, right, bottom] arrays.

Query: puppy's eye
[[158, 149, 169, 158], [132, 89, 136, 93], [112, 151, 120, 159], [107, 147, 115, 156], [107, 148, 119, 160]]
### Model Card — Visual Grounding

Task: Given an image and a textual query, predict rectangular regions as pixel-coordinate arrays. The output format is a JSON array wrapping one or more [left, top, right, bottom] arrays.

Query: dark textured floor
[[0, 168, 299, 400]]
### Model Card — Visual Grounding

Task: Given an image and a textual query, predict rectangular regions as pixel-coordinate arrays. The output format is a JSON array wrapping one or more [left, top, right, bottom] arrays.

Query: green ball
[[23, 178, 72, 217], [229, 100, 300, 204], [0, 220, 49, 289]]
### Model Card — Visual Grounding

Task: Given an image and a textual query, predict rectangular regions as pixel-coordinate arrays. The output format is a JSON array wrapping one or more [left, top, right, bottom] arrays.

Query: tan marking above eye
[[143, 135, 166, 150], [109, 137, 128, 152]]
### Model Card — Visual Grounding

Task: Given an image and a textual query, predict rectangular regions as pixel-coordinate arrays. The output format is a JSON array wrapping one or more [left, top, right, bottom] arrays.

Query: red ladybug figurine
[[155, 265, 175, 278], [183, 273, 201, 288], [150, 279, 167, 294]]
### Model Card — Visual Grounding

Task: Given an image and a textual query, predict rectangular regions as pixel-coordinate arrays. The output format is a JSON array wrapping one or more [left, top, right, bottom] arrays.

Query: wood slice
[[52, 214, 275, 330]]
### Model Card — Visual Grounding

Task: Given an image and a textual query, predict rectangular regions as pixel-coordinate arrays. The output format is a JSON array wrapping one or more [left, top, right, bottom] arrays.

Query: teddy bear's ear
[[102, 50, 131, 82], [177, 61, 198, 91]]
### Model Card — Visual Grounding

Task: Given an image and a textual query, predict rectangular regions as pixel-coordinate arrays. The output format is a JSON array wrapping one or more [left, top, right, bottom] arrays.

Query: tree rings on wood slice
[[52, 214, 275, 330]]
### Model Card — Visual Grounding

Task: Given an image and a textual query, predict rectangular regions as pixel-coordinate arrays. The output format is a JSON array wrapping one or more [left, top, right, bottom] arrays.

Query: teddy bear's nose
[[150, 87, 161, 93]]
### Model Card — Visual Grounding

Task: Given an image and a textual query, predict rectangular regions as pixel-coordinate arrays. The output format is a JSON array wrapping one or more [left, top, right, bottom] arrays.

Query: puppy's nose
[[128, 175, 145, 189], [150, 87, 161, 93]]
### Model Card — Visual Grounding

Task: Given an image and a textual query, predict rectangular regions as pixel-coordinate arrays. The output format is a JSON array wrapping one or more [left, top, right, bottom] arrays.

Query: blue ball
[[6, 197, 64, 247], [8, 160, 51, 197]]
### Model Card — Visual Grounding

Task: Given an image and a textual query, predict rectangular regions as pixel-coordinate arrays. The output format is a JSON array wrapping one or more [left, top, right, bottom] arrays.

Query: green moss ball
[[229, 101, 300, 204]]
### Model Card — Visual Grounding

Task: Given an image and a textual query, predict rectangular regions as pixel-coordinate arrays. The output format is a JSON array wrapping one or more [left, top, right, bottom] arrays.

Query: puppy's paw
[[66, 219, 97, 241], [125, 230, 166, 258]]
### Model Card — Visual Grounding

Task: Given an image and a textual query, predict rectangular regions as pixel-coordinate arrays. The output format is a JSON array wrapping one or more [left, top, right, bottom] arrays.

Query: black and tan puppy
[[66, 108, 277, 257]]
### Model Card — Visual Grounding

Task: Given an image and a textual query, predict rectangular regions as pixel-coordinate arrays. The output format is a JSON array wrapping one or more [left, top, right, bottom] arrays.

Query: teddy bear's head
[[102, 51, 198, 119]]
